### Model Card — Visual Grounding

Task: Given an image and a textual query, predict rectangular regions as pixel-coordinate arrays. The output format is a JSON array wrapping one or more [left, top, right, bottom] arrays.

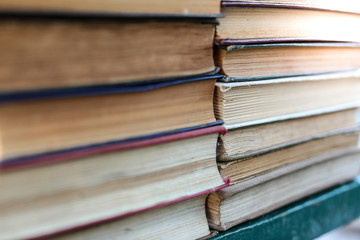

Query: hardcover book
[[218, 131, 359, 184], [0, 0, 221, 16], [216, 3, 360, 43], [53, 196, 215, 240], [221, 0, 360, 14], [217, 109, 359, 161], [0, 75, 221, 162], [214, 71, 360, 129], [0, 17, 217, 92], [215, 43, 360, 81]]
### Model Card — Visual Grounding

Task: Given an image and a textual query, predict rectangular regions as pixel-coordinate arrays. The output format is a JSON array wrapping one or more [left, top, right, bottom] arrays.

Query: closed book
[[221, 1, 360, 14], [53, 196, 216, 240], [219, 131, 359, 184], [216, 3, 360, 43], [215, 43, 360, 81], [217, 109, 359, 161], [214, 71, 360, 129], [0, 0, 221, 16], [0, 75, 220, 162], [0, 17, 217, 92]]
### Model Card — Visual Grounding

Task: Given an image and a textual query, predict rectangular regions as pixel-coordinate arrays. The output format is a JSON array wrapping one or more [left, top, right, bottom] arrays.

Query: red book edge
[[26, 178, 231, 240], [1, 125, 227, 172]]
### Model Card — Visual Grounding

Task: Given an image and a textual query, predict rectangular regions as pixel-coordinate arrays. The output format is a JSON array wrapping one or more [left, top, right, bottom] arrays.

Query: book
[[0, 17, 217, 92], [0, 75, 220, 162], [207, 151, 360, 231], [211, 176, 360, 240], [218, 109, 358, 161], [0, 126, 229, 239], [214, 43, 360, 81], [216, 3, 360, 43], [0, 0, 221, 16], [221, 0, 360, 14], [218, 131, 359, 184], [53, 196, 215, 240], [214, 71, 360, 128]]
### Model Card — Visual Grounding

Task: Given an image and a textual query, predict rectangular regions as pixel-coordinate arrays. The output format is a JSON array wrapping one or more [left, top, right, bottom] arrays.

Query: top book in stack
[[0, 0, 220, 16], [216, 1, 360, 43], [0, 5, 220, 93]]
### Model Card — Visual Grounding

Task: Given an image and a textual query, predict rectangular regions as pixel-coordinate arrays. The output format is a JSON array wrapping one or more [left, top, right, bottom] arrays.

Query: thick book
[[214, 43, 360, 81], [218, 109, 359, 161], [214, 71, 360, 129], [53, 196, 216, 240], [0, 75, 221, 162], [0, 17, 217, 92], [216, 3, 360, 43], [0, 126, 229, 239], [218, 131, 359, 184], [207, 152, 360, 231], [0, 0, 221, 17]]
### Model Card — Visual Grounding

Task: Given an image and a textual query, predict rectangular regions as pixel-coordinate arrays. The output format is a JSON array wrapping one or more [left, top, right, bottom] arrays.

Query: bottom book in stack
[[207, 151, 360, 231], [54, 195, 214, 240]]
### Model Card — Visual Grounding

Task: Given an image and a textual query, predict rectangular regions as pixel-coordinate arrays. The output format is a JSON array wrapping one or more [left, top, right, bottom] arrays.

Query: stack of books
[[1, 1, 360, 239], [0, 2, 230, 240], [207, 0, 360, 232]]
